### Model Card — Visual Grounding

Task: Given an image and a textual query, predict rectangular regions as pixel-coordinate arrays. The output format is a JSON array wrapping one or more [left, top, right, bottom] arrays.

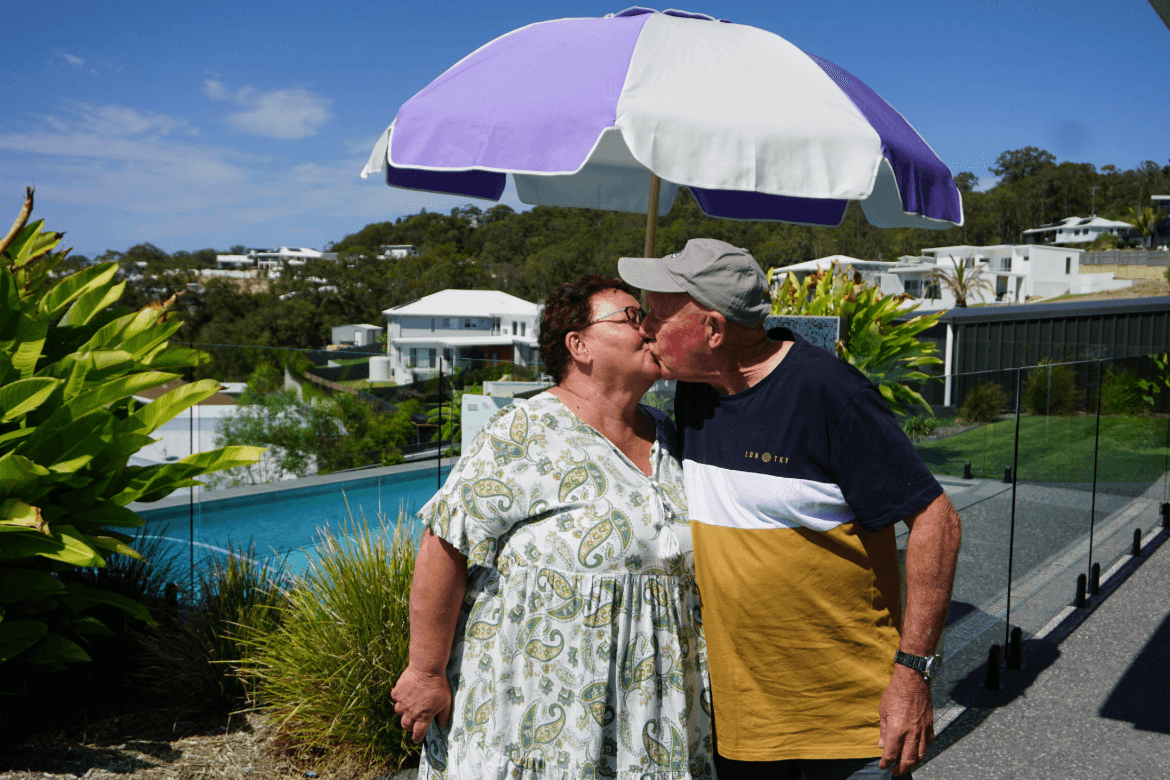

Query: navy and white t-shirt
[[676, 328, 943, 761]]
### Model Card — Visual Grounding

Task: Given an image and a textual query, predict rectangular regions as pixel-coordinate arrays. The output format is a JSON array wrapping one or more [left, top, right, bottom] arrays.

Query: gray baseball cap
[[618, 238, 771, 327]]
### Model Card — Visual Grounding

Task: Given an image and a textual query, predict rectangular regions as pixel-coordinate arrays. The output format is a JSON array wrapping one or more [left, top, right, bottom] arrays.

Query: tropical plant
[[767, 262, 944, 415], [245, 512, 418, 773], [957, 381, 1008, 424], [900, 413, 940, 442], [1138, 353, 1170, 412], [0, 187, 264, 676], [1022, 359, 1078, 416], [929, 256, 994, 308]]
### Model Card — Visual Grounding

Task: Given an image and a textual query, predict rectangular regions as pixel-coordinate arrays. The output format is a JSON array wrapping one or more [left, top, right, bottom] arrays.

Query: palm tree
[[1127, 206, 1160, 249], [930, 256, 994, 308]]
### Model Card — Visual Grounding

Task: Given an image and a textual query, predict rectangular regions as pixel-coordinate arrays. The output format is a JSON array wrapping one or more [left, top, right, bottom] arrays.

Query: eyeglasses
[[581, 306, 645, 329]]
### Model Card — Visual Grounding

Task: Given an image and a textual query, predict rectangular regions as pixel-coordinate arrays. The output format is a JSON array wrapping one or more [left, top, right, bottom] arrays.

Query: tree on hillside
[[989, 147, 1057, 185], [1127, 205, 1160, 248]]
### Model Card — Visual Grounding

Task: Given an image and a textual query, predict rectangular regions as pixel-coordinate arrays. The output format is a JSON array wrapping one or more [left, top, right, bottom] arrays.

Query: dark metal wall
[[907, 298, 1170, 408]]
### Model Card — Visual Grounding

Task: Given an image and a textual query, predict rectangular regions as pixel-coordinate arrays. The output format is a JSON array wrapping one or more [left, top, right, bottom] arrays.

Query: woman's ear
[[564, 330, 592, 369]]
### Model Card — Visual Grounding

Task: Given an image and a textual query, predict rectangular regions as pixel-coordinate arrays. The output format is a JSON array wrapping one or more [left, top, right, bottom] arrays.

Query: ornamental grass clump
[[136, 540, 289, 712], [1100, 366, 1147, 416], [958, 381, 1008, 424], [246, 509, 419, 773], [1023, 359, 1078, 416]]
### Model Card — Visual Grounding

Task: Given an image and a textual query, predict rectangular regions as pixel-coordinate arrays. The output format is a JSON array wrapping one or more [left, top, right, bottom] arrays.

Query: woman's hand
[[392, 664, 454, 742]]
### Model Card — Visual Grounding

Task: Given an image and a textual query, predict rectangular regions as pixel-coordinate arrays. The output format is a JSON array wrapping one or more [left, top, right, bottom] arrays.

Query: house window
[[464, 318, 474, 328], [442, 318, 450, 328], [520, 322, 526, 337], [1066, 258, 1071, 274], [512, 321, 518, 335], [443, 348, 453, 363], [903, 279, 922, 297], [430, 318, 435, 332]]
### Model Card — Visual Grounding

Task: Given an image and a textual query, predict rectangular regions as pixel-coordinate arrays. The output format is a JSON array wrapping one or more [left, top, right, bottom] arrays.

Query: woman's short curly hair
[[539, 274, 637, 384]]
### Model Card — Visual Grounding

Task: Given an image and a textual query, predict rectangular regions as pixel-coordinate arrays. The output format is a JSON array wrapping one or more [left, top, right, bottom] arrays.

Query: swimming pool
[[133, 460, 454, 574]]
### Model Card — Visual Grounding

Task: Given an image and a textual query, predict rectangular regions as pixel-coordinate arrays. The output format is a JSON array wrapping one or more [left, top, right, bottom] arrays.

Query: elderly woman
[[391, 275, 713, 780]]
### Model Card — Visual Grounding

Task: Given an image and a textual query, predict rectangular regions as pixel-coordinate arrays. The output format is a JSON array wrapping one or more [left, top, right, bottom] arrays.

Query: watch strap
[[895, 650, 938, 681]]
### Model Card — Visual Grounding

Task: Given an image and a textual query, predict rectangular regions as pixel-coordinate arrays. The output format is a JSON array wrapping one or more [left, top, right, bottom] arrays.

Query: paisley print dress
[[417, 392, 713, 780]]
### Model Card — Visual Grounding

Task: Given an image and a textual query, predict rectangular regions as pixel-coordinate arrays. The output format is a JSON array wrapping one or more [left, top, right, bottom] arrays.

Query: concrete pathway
[[916, 524, 1170, 779]]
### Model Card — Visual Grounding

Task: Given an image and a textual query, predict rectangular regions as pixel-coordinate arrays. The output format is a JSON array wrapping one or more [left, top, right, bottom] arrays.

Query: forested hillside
[[91, 148, 1169, 353]]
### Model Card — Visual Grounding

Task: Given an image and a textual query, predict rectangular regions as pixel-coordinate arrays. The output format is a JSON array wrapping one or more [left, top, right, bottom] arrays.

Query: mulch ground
[[0, 707, 300, 780]]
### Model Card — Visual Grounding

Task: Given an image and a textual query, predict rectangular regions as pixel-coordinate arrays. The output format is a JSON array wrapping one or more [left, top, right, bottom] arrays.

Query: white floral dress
[[417, 392, 713, 780]]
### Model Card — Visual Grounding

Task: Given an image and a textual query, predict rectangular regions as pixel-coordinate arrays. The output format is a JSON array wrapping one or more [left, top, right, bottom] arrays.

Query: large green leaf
[[73, 616, 113, 636], [0, 568, 65, 603], [64, 582, 154, 625], [19, 408, 117, 470], [44, 525, 106, 567], [10, 313, 48, 379], [37, 262, 119, 320], [0, 498, 47, 533], [142, 345, 208, 370], [0, 619, 47, 663], [0, 452, 50, 497], [58, 279, 126, 328], [77, 309, 139, 352], [40, 371, 177, 430], [112, 445, 265, 506], [0, 377, 62, 422], [68, 501, 144, 530], [27, 632, 92, 664], [89, 534, 144, 561], [120, 378, 221, 434], [118, 320, 183, 362]]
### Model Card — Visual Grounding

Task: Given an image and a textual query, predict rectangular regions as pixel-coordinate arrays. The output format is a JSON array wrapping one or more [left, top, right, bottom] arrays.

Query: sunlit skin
[[639, 290, 787, 394]]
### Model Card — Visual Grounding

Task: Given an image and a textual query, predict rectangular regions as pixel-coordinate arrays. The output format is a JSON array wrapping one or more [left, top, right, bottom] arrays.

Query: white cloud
[[63, 53, 84, 67], [203, 77, 330, 140]]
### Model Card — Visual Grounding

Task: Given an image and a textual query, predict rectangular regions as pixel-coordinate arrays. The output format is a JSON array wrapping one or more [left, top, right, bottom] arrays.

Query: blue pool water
[[136, 464, 453, 575]]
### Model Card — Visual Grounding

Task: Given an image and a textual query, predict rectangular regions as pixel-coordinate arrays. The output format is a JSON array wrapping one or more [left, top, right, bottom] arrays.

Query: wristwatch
[[895, 650, 942, 683]]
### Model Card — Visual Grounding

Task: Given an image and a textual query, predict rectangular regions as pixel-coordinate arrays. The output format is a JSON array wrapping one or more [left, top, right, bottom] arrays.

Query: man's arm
[[878, 492, 962, 776]]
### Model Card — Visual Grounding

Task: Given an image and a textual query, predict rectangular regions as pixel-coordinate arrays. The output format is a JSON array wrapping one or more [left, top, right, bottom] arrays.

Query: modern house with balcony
[[382, 290, 541, 384], [774, 244, 1131, 310]]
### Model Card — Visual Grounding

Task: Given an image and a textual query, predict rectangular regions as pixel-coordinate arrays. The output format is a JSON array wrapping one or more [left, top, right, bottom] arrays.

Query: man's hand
[[391, 664, 453, 743], [878, 665, 934, 776]]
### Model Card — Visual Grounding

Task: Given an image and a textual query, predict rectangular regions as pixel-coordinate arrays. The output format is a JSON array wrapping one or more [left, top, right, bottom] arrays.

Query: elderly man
[[619, 238, 961, 780]]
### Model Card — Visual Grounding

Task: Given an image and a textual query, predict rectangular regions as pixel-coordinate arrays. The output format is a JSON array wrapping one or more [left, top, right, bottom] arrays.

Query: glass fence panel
[[1086, 353, 1170, 589], [1006, 360, 1102, 641], [911, 368, 1014, 719]]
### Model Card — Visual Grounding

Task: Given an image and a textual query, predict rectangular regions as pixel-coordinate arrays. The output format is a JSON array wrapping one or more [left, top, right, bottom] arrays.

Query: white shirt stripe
[[683, 459, 854, 532]]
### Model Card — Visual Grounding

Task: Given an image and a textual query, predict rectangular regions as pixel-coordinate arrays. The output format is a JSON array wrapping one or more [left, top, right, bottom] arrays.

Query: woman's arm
[[391, 529, 468, 742]]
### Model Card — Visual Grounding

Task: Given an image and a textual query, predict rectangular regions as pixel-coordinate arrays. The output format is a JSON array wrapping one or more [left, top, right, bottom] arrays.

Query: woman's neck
[[550, 372, 650, 441]]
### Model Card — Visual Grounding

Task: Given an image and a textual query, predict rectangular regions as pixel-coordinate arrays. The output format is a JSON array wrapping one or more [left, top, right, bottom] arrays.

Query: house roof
[[384, 289, 539, 317], [333, 323, 381, 331], [1023, 216, 1134, 234], [133, 378, 237, 406]]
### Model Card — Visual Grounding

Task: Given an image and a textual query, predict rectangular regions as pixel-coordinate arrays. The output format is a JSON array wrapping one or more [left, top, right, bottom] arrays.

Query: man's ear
[[704, 311, 727, 350]]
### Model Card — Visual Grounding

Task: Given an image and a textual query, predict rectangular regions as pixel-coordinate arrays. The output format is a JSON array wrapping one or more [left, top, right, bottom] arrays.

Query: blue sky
[[3, 1, 1168, 258]]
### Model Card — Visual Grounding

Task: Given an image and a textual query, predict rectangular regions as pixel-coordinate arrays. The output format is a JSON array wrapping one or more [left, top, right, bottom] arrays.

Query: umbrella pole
[[644, 174, 661, 257]]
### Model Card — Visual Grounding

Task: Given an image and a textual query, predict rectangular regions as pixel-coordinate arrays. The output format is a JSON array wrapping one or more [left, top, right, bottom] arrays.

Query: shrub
[[900, 414, 940, 441], [1100, 366, 1146, 415], [0, 188, 264, 679], [247, 512, 418, 773], [1022, 360, 1078, 415], [958, 381, 1008, 424], [136, 541, 289, 712]]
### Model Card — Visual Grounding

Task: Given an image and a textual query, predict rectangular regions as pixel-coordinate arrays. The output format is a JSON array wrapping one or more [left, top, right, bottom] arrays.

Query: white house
[[331, 323, 382, 347], [774, 244, 1131, 310], [252, 247, 339, 272], [383, 290, 540, 384], [378, 245, 420, 259], [1023, 216, 1134, 245]]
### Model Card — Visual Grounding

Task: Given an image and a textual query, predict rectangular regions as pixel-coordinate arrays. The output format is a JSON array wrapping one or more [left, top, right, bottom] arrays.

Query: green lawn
[[329, 355, 374, 366], [915, 414, 1169, 483]]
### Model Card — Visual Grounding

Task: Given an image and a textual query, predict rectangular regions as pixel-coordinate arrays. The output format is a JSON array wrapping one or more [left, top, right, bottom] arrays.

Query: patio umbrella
[[361, 7, 963, 257]]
